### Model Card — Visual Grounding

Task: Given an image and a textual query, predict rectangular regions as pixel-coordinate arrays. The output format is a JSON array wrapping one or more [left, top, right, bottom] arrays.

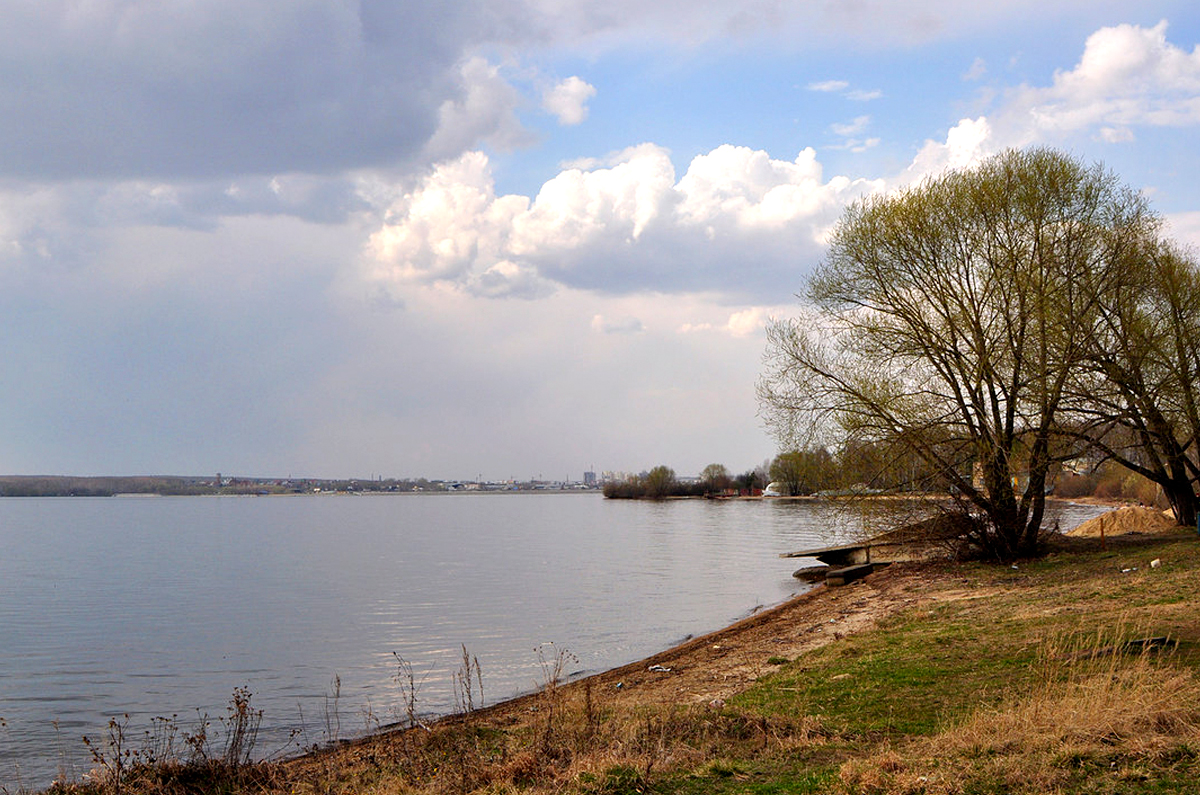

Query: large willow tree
[[1071, 239, 1200, 528], [759, 149, 1157, 561]]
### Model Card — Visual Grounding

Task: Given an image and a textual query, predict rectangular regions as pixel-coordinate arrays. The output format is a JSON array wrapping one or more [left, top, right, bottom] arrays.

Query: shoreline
[[283, 499, 1126, 772], [35, 505, 1193, 793], [284, 561, 929, 775]]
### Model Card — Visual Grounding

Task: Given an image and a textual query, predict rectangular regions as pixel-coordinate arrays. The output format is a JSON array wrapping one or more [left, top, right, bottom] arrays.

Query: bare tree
[[769, 449, 834, 496], [699, 463, 732, 493], [760, 148, 1156, 560], [1069, 241, 1200, 526], [642, 465, 677, 498]]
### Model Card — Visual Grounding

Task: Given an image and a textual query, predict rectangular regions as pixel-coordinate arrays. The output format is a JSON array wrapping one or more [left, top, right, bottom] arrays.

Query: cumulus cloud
[[366, 152, 529, 286], [513, 143, 677, 248], [542, 76, 598, 125], [808, 80, 850, 92], [424, 57, 535, 161], [726, 308, 767, 337], [883, 22, 1200, 187], [904, 117, 994, 182], [998, 21, 1200, 143], [469, 260, 558, 299], [366, 143, 881, 299], [677, 307, 770, 338], [674, 145, 858, 229]]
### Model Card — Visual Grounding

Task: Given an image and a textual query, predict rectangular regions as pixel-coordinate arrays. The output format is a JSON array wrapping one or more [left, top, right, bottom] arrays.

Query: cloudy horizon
[[2, 2, 1199, 481]]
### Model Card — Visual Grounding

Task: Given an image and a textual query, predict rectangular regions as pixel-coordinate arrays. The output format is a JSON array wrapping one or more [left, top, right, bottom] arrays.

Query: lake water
[[0, 493, 1107, 788]]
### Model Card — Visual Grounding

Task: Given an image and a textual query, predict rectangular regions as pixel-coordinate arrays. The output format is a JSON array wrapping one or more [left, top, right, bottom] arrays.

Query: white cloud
[[512, 143, 677, 249], [904, 117, 994, 182], [882, 22, 1200, 185], [674, 145, 866, 230], [1098, 126, 1135, 143], [365, 152, 527, 285], [999, 22, 1200, 143], [1164, 211, 1200, 250], [831, 116, 871, 136], [679, 307, 771, 338], [424, 57, 534, 161], [963, 57, 987, 81], [542, 76, 598, 125], [835, 137, 881, 154], [809, 82, 881, 102], [906, 22, 1200, 167], [468, 259, 558, 299], [365, 143, 880, 299], [808, 80, 849, 92]]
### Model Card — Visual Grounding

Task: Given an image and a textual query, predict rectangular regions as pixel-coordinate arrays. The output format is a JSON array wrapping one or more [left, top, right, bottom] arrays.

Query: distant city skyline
[[0, 3, 1198, 479]]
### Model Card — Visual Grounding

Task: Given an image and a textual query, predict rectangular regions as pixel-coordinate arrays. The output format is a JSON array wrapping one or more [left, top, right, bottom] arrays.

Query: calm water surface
[[0, 493, 1106, 787]]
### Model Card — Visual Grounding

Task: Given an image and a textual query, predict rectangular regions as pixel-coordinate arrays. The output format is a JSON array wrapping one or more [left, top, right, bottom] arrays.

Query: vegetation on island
[[602, 464, 771, 499]]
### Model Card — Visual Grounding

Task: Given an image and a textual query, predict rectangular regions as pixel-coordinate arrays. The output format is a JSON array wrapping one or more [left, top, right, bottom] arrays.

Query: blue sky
[[1, 1, 1199, 480]]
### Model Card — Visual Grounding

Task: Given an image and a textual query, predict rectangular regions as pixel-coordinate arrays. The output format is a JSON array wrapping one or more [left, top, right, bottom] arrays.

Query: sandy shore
[[545, 563, 928, 709], [286, 560, 935, 777], [285, 502, 1156, 778]]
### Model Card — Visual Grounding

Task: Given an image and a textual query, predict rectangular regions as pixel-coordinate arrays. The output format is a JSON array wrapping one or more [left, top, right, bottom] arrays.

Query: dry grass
[[279, 683, 829, 795], [837, 621, 1200, 794]]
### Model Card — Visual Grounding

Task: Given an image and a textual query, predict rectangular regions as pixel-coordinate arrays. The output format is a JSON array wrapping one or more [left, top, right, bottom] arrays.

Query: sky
[[2, 1, 1200, 481]]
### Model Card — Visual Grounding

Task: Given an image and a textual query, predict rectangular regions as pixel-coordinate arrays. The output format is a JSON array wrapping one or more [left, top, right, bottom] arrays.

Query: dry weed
[[838, 621, 1200, 794], [944, 622, 1200, 758]]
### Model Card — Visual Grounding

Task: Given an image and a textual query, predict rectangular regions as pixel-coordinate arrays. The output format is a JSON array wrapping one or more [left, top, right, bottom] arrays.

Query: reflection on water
[[0, 494, 1107, 787]]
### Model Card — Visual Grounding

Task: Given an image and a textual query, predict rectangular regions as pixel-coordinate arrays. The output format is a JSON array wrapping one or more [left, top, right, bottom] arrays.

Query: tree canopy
[[759, 148, 1192, 561]]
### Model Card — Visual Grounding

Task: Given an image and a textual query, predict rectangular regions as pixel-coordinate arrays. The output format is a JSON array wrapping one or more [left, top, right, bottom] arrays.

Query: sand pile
[[1067, 506, 1180, 537]]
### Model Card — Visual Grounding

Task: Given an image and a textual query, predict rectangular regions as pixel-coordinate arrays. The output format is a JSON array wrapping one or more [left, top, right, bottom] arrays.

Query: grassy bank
[[34, 528, 1200, 795]]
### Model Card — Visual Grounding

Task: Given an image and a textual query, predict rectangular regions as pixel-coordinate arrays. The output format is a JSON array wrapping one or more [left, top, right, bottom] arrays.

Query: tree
[[700, 463, 732, 493], [768, 451, 805, 496], [1070, 241, 1200, 526], [642, 465, 677, 498], [760, 148, 1156, 561], [769, 448, 834, 496], [734, 468, 764, 494]]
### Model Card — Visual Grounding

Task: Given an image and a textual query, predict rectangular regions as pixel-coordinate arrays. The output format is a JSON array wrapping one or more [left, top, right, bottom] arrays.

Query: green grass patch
[[657, 757, 839, 795], [732, 611, 1039, 736]]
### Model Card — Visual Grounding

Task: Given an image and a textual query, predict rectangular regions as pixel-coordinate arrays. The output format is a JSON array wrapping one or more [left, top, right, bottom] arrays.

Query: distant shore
[[0, 474, 602, 498]]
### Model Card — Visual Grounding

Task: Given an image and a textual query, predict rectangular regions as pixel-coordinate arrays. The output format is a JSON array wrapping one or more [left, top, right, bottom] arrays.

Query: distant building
[[583, 471, 596, 486]]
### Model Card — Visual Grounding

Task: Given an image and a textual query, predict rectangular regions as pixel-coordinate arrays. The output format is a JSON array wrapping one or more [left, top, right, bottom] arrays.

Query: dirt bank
[[285, 560, 935, 782]]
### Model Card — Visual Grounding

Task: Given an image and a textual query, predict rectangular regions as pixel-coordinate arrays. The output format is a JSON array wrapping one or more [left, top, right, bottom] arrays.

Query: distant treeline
[[0, 476, 218, 497], [602, 464, 763, 499], [604, 446, 1173, 506], [0, 476, 452, 497]]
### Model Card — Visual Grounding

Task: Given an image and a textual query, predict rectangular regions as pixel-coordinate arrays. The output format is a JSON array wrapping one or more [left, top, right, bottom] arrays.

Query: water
[[0, 493, 1107, 787]]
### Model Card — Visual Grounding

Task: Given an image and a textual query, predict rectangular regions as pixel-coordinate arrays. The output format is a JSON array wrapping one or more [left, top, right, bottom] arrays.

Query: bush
[[1055, 473, 1098, 498]]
